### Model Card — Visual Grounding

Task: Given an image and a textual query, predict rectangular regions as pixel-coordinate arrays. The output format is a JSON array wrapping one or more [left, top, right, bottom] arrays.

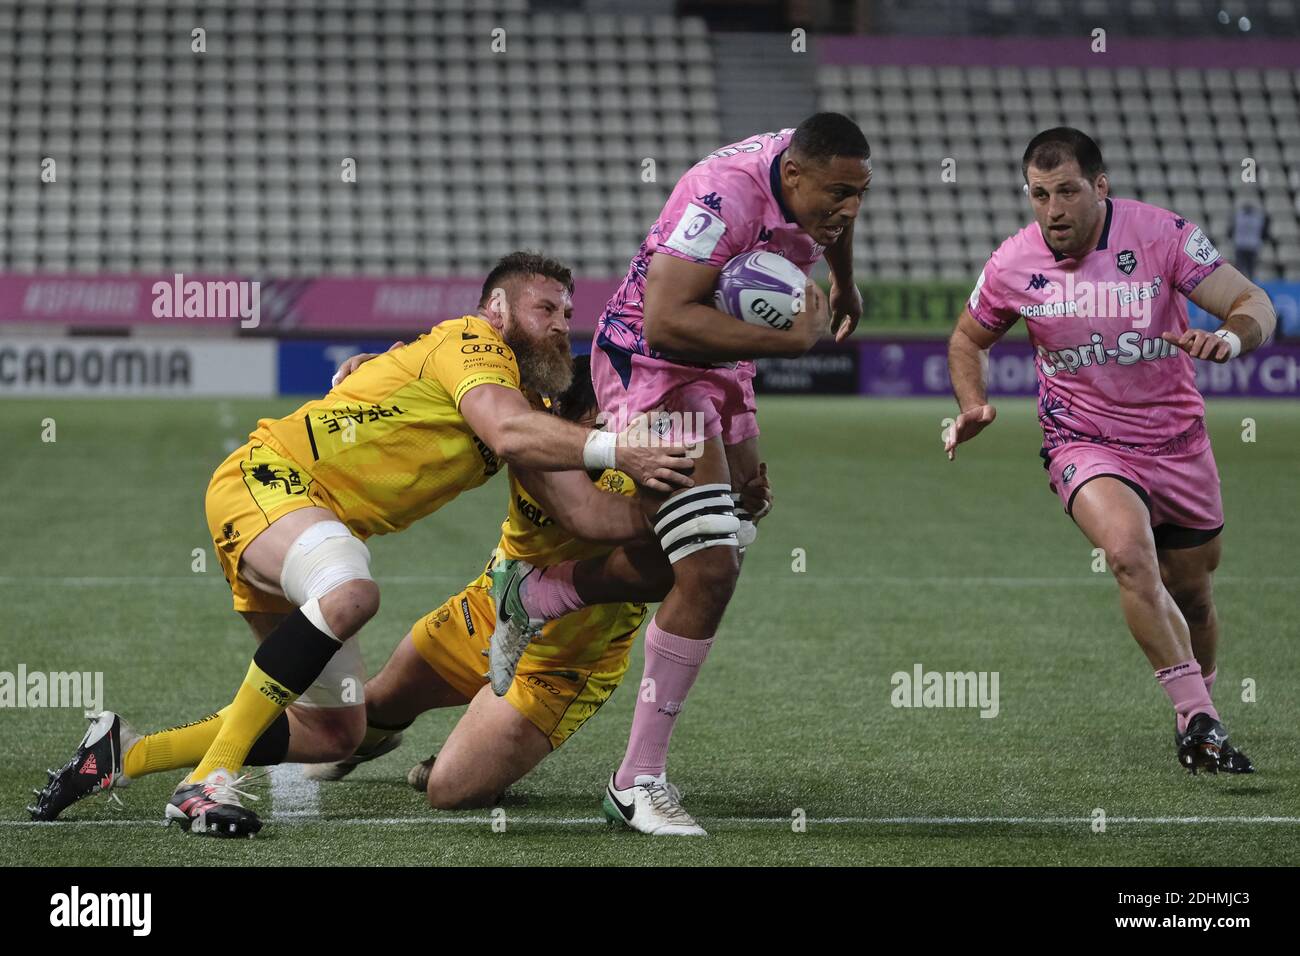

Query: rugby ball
[[713, 251, 807, 331]]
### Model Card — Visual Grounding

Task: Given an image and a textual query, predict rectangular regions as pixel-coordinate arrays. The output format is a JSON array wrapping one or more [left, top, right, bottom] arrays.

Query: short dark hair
[[789, 112, 870, 164], [551, 354, 595, 423], [479, 251, 574, 308], [1022, 127, 1106, 182]]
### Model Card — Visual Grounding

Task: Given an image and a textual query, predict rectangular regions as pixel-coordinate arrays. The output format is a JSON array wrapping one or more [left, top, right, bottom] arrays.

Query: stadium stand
[[819, 63, 1300, 281], [868, 0, 1300, 38], [0, 0, 718, 278], [0, 0, 1295, 285]]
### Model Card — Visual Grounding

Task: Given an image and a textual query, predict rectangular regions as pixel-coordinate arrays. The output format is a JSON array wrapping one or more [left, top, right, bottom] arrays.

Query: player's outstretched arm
[[945, 306, 1002, 461], [459, 384, 695, 495], [513, 467, 654, 544], [642, 254, 829, 361], [1165, 264, 1278, 363]]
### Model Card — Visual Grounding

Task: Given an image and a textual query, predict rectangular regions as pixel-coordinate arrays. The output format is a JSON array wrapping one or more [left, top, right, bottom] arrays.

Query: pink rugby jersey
[[968, 197, 1224, 450], [595, 129, 825, 376]]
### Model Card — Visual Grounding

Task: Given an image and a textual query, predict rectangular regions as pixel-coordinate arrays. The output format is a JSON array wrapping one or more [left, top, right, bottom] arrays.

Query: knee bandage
[[279, 521, 373, 639], [654, 484, 740, 563]]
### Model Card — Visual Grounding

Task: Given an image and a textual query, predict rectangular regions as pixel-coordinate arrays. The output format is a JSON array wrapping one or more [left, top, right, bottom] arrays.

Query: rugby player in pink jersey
[[946, 128, 1276, 774], [487, 113, 871, 833]]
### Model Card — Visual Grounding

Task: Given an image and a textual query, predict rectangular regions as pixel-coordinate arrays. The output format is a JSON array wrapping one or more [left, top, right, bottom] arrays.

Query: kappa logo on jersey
[[1025, 273, 1049, 291], [1173, 216, 1187, 229], [664, 202, 728, 260], [1116, 250, 1137, 275], [1183, 227, 1220, 266], [695, 192, 723, 212]]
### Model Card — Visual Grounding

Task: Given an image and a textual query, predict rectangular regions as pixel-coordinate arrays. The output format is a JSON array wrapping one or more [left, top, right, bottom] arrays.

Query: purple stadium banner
[[856, 340, 1300, 398], [0, 274, 621, 333], [817, 36, 1300, 69]]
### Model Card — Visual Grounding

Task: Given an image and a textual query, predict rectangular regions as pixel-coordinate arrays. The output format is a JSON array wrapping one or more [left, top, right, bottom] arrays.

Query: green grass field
[[1, 396, 1297, 866]]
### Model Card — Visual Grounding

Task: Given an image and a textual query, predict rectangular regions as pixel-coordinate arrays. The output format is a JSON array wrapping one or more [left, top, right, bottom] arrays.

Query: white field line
[[5, 815, 1300, 829], [0, 575, 1295, 587], [268, 764, 320, 821]]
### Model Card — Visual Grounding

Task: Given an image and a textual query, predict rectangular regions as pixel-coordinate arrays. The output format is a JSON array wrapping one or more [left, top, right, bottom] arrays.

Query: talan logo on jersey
[[1116, 250, 1137, 275], [1025, 273, 1049, 291], [1017, 274, 1163, 324], [664, 202, 728, 260], [1037, 329, 1181, 378], [1183, 227, 1220, 267]]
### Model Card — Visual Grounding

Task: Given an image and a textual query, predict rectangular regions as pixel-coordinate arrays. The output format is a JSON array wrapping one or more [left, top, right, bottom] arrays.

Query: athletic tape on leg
[[279, 520, 373, 610], [654, 483, 739, 563], [295, 637, 366, 709]]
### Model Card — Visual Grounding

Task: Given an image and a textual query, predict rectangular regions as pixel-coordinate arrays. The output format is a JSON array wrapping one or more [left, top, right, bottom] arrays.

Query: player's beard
[[505, 325, 574, 398]]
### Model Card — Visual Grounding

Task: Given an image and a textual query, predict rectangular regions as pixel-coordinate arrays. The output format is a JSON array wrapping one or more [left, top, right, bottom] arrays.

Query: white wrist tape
[[1214, 329, 1242, 359], [583, 429, 617, 470]]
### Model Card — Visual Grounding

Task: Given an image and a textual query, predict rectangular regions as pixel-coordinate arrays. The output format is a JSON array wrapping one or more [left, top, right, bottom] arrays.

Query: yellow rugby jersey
[[251, 315, 518, 536], [469, 467, 647, 666]]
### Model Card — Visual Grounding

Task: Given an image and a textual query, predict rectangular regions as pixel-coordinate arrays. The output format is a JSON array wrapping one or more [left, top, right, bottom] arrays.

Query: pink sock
[[1156, 660, 1219, 735], [614, 619, 713, 790], [1203, 667, 1217, 699], [519, 562, 585, 620]]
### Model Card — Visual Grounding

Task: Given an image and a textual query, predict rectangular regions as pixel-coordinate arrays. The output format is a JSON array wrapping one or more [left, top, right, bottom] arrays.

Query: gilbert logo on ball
[[713, 251, 807, 331]]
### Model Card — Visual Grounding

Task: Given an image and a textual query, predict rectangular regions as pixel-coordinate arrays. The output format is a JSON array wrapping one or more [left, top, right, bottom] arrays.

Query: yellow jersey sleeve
[[426, 318, 521, 410]]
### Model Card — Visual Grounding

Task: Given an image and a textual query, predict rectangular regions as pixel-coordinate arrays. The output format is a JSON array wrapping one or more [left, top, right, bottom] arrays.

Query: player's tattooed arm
[[459, 384, 695, 494], [944, 306, 1001, 461], [1168, 264, 1277, 362], [823, 219, 863, 342], [643, 254, 829, 361], [513, 467, 654, 544]]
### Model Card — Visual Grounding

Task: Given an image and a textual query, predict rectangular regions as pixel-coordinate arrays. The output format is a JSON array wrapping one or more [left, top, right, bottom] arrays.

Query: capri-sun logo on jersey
[[1037, 329, 1181, 377]]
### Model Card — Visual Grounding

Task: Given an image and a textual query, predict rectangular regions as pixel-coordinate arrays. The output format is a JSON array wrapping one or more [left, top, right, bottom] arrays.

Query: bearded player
[[306, 356, 772, 805], [487, 113, 870, 834], [30, 252, 696, 836], [29, 358, 749, 818], [946, 128, 1276, 773]]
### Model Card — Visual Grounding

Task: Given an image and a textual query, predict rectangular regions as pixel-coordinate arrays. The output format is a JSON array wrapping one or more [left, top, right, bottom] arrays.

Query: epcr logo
[[683, 213, 712, 240]]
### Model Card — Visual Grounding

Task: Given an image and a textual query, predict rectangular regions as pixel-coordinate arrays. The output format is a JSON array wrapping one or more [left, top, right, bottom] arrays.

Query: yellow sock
[[190, 662, 299, 782], [123, 712, 223, 778]]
